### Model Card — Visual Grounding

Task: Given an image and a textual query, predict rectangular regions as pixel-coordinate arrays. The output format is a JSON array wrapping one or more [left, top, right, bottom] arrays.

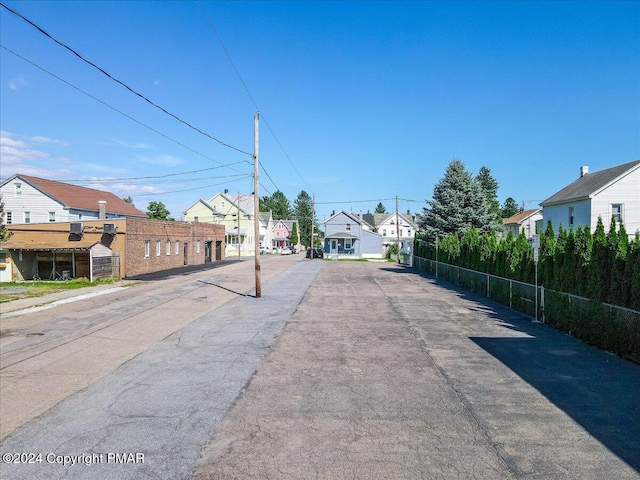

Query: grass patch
[[0, 278, 117, 303]]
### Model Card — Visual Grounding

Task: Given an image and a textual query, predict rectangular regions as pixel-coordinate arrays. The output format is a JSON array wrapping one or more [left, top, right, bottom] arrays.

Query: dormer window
[[15, 183, 21, 196], [346, 223, 351, 231]]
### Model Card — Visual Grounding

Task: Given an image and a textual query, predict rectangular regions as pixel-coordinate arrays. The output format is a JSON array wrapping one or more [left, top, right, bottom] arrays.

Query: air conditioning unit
[[103, 223, 116, 235], [70, 222, 84, 235]]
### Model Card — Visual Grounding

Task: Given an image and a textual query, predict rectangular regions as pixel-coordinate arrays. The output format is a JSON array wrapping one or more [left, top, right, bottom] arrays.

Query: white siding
[[542, 199, 591, 234], [591, 168, 640, 235], [0, 180, 69, 224]]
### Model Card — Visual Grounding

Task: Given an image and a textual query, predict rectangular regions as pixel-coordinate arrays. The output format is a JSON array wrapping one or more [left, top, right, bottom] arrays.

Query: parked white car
[[280, 247, 292, 255]]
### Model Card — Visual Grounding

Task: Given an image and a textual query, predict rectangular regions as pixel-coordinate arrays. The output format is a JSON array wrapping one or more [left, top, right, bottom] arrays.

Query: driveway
[[1, 260, 638, 479]]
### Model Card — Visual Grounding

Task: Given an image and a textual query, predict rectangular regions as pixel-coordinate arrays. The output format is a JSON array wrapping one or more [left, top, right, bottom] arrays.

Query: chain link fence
[[413, 255, 640, 362]]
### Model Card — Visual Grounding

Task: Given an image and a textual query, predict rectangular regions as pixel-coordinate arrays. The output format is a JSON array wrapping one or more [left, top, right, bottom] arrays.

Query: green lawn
[[0, 279, 116, 303]]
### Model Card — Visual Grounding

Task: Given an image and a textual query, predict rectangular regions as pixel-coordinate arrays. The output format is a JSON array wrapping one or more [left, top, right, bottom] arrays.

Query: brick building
[[0, 218, 225, 282]]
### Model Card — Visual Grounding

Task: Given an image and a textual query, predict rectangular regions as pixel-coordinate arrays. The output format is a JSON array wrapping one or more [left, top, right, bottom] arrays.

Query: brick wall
[[124, 218, 225, 277]]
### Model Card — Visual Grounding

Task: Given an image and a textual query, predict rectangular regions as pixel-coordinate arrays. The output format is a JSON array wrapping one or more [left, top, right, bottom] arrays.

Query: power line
[[1, 45, 251, 173], [0, 2, 253, 157], [35, 165, 250, 185], [197, 1, 310, 190], [132, 176, 253, 196]]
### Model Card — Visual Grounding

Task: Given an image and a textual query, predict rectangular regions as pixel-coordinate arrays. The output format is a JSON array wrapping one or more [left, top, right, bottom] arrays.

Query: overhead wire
[[0, 2, 253, 157], [197, 1, 310, 191], [0, 45, 251, 174]]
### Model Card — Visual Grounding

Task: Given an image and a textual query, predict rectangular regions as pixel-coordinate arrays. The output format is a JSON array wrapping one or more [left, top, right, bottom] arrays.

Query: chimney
[[224, 189, 229, 194], [407, 209, 410, 215], [98, 200, 106, 219], [580, 166, 589, 177]]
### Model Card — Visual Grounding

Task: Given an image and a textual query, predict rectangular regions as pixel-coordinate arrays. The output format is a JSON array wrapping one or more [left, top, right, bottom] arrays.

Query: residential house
[[0, 174, 146, 224], [363, 211, 418, 245], [258, 211, 273, 251], [183, 191, 259, 257], [0, 218, 225, 282], [502, 209, 543, 239], [271, 219, 301, 251], [540, 160, 640, 237], [323, 211, 383, 258]]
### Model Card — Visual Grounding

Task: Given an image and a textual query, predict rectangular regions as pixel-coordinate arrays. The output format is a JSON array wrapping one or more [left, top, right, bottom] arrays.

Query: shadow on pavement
[[386, 264, 640, 473], [471, 334, 640, 473], [125, 259, 246, 281]]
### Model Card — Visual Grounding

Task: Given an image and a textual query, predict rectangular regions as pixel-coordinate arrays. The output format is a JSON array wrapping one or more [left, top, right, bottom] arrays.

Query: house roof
[[503, 209, 542, 225], [324, 210, 374, 229], [217, 192, 255, 216], [4, 174, 146, 217], [540, 160, 640, 206], [325, 232, 358, 239], [183, 198, 223, 216]]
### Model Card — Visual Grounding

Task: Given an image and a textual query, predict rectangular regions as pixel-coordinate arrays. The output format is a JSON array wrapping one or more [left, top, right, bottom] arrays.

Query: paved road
[[0, 255, 300, 439], [1, 260, 638, 479], [192, 261, 639, 479]]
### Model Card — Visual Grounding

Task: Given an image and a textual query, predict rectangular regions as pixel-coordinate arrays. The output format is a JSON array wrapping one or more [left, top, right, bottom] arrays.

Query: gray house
[[323, 211, 383, 258]]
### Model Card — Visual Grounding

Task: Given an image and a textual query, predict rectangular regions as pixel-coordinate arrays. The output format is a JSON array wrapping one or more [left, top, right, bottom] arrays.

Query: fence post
[[509, 280, 512, 308], [541, 286, 545, 323], [487, 274, 490, 298]]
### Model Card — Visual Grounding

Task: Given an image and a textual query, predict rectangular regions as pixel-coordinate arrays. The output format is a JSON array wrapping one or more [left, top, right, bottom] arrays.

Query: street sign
[[531, 234, 540, 249]]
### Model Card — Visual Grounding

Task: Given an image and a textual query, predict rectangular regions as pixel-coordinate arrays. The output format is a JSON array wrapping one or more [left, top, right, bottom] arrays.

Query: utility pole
[[395, 195, 400, 265], [254, 113, 261, 298], [237, 191, 241, 259], [311, 193, 315, 250]]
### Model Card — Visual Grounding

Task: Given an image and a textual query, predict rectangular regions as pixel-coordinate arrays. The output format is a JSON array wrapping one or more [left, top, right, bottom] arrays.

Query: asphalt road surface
[[1, 258, 638, 479]]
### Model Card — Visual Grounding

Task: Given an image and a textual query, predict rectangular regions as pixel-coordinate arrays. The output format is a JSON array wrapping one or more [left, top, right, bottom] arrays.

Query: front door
[[183, 243, 188, 265], [215, 241, 222, 260], [330, 239, 338, 254], [205, 241, 212, 263]]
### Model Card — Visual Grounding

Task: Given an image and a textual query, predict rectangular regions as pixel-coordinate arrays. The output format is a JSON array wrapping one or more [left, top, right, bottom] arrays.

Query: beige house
[[183, 192, 259, 257], [502, 209, 543, 239]]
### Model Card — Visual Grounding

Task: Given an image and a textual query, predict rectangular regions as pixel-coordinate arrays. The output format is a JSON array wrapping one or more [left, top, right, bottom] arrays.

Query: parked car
[[280, 247, 292, 255], [306, 247, 324, 259], [289, 246, 298, 254]]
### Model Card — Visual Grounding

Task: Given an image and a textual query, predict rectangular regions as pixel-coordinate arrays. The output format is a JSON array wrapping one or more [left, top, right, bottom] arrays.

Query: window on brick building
[[144, 241, 150, 258]]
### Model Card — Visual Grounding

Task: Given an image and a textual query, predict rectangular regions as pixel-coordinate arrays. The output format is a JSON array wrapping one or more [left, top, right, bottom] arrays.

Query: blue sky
[[1, 1, 638, 221]]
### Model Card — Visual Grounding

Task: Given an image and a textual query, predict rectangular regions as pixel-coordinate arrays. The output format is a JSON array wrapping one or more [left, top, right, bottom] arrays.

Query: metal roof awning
[[0, 239, 101, 251], [325, 232, 358, 239]]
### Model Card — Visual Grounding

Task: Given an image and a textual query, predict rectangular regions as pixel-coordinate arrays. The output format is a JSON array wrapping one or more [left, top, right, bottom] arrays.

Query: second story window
[[15, 183, 21, 196], [346, 223, 351, 231], [49, 212, 56, 222], [6, 212, 12, 224], [569, 206, 574, 227], [24, 211, 30, 224], [611, 204, 623, 225]]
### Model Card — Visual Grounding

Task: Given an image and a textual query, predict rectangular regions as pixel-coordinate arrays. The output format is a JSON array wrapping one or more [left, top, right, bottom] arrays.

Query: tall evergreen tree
[[420, 159, 495, 243], [475, 166, 501, 226], [261, 191, 292, 219], [375, 202, 387, 214], [293, 190, 316, 248], [291, 221, 299, 246], [501, 197, 520, 218]]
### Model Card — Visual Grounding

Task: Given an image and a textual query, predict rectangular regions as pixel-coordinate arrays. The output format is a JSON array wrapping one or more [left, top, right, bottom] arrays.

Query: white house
[[540, 160, 640, 237], [0, 174, 146, 224], [364, 212, 418, 245], [502, 209, 543, 239]]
